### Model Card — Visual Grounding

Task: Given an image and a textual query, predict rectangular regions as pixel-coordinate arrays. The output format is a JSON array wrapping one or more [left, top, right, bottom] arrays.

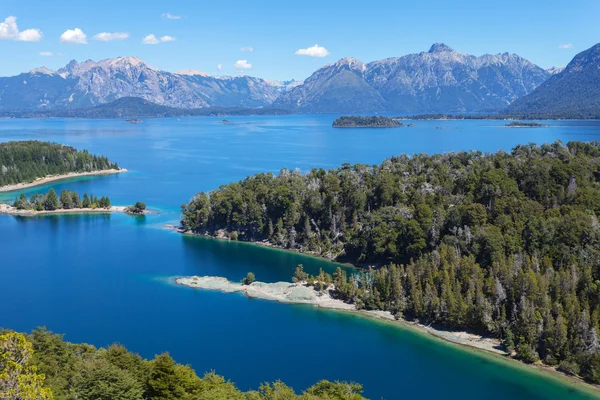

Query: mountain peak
[[428, 43, 454, 53], [29, 67, 55, 76], [175, 69, 211, 77]]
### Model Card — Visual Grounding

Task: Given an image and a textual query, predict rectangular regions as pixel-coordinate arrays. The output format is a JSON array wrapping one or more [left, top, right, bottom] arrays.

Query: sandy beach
[[175, 276, 505, 355], [0, 168, 127, 193]]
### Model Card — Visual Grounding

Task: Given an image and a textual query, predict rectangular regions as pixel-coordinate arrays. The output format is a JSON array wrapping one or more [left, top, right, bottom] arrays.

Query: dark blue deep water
[[1, 116, 600, 400]]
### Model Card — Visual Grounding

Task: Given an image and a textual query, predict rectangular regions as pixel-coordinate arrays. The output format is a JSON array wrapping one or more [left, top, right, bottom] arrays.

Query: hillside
[[505, 43, 600, 118], [274, 44, 550, 113], [181, 141, 600, 382]]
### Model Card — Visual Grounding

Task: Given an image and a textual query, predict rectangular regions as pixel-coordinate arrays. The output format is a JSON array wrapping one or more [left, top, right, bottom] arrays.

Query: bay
[[1, 116, 599, 399]]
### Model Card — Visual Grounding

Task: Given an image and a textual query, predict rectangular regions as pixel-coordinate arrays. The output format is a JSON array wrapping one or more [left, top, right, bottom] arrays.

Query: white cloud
[[60, 28, 87, 44], [142, 34, 175, 44], [295, 44, 330, 58], [39, 51, 53, 56], [240, 46, 254, 52], [162, 13, 181, 20], [93, 32, 129, 41], [0, 16, 42, 42], [234, 60, 252, 70], [558, 44, 573, 49], [217, 64, 223, 71]]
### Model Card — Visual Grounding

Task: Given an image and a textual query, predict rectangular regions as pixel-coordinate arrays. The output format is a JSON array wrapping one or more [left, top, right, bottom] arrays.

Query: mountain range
[[1, 43, 598, 117], [505, 43, 600, 118], [0, 44, 550, 114]]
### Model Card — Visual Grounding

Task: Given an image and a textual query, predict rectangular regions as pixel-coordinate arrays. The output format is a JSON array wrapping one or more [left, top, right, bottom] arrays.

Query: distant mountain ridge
[[0, 45, 551, 113], [274, 43, 550, 113], [0, 56, 280, 111], [505, 43, 600, 118]]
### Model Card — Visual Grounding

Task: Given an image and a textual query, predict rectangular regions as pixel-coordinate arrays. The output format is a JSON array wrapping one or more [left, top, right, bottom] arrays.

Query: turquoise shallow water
[[1, 116, 600, 399]]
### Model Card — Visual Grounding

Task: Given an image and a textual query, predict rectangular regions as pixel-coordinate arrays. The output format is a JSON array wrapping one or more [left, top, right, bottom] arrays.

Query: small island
[[125, 119, 142, 124], [505, 121, 549, 128], [332, 116, 404, 128], [1, 189, 149, 216]]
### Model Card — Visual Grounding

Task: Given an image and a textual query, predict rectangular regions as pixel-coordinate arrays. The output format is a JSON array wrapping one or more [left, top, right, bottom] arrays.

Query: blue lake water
[[1, 116, 600, 399]]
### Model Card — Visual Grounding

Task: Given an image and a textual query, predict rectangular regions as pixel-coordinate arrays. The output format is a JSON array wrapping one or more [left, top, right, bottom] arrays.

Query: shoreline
[[175, 275, 600, 396], [0, 203, 150, 216], [172, 226, 364, 269], [0, 168, 127, 193]]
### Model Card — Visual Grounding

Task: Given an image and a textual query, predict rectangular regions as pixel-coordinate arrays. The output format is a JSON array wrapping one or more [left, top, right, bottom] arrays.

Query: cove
[[1, 116, 600, 399]]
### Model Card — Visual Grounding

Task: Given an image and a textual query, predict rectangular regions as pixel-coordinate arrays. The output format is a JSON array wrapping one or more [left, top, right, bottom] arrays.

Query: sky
[[0, 0, 598, 81]]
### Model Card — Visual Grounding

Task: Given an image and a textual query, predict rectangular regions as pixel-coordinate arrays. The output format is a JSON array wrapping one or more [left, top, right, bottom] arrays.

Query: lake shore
[[0, 168, 127, 193], [175, 276, 505, 355], [176, 275, 600, 395]]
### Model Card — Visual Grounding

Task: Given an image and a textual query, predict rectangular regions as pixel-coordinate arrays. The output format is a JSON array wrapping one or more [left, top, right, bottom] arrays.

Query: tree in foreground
[[0, 332, 53, 400]]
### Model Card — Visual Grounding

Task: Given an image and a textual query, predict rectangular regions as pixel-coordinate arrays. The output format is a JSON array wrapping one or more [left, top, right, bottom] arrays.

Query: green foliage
[[127, 202, 146, 214], [0, 331, 53, 400], [182, 141, 600, 382], [14, 190, 112, 211], [242, 272, 256, 285], [12, 328, 365, 400], [0, 140, 118, 188]]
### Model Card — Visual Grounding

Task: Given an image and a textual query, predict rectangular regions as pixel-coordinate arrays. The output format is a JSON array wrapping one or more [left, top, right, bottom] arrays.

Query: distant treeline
[[0, 141, 118, 187], [0, 97, 291, 119], [182, 141, 600, 382], [332, 116, 404, 128], [398, 113, 599, 120], [0, 328, 367, 400], [14, 189, 111, 211]]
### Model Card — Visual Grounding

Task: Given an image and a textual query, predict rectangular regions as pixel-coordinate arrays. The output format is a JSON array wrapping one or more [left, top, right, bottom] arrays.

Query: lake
[[1, 116, 599, 400]]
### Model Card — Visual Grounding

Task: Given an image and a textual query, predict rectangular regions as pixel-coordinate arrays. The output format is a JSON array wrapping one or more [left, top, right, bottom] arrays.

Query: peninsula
[[332, 116, 404, 128], [180, 141, 600, 385], [0, 141, 122, 192]]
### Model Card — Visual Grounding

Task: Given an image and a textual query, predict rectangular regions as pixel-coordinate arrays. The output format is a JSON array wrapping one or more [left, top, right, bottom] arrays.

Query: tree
[[73, 358, 143, 400], [72, 191, 82, 208], [146, 353, 186, 400], [82, 194, 91, 208], [242, 272, 256, 285], [60, 190, 73, 209], [128, 202, 146, 214], [0, 332, 53, 400], [293, 265, 309, 283], [43, 188, 60, 211]]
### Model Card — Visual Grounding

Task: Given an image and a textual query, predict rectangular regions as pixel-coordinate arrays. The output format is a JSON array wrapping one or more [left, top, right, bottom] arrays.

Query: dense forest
[[181, 141, 600, 382], [0, 328, 366, 400], [0, 141, 119, 187], [13, 189, 111, 211]]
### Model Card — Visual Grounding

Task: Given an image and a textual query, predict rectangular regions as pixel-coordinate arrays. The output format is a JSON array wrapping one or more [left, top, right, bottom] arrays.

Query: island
[[0, 141, 124, 192], [505, 121, 549, 127], [179, 141, 600, 384], [332, 116, 404, 128], [125, 118, 142, 124], [1, 189, 150, 216]]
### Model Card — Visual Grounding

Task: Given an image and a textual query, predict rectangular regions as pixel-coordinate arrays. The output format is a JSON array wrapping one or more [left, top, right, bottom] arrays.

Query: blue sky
[[0, 0, 598, 80]]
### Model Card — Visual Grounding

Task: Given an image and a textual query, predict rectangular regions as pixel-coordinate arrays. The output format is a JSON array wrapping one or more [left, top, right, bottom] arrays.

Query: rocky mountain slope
[[274, 43, 550, 113], [0, 57, 279, 110], [0, 46, 551, 113], [505, 43, 600, 118]]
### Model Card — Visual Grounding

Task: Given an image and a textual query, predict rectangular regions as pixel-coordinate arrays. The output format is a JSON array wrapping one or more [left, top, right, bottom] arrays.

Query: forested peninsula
[[332, 116, 404, 128], [0, 329, 366, 400], [0, 141, 122, 190], [181, 141, 600, 383]]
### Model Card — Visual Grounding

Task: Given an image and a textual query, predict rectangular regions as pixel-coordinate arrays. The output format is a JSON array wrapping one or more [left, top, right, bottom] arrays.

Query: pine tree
[[44, 188, 60, 210], [82, 193, 90, 208]]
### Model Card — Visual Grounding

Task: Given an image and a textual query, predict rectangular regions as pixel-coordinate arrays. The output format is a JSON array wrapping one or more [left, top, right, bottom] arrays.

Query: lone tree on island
[[242, 272, 255, 285]]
